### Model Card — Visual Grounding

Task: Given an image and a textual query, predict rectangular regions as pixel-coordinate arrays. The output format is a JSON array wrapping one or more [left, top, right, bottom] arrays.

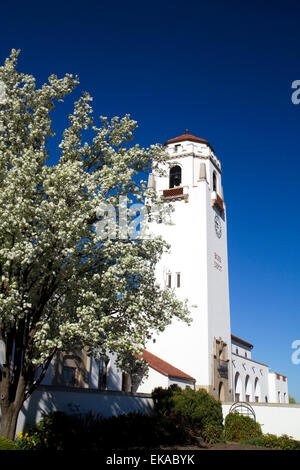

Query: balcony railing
[[161, 186, 189, 202], [211, 191, 224, 212]]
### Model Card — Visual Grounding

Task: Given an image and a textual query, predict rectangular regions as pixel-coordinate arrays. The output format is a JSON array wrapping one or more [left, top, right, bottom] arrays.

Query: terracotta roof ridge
[[164, 133, 209, 146], [142, 349, 195, 381], [231, 334, 253, 349]]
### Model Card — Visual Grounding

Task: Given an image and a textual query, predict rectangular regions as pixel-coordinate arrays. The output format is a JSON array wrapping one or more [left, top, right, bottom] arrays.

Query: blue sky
[[1, 0, 300, 401]]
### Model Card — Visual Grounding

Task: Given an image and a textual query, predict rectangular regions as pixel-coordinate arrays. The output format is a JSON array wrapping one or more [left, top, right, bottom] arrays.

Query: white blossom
[[0, 50, 190, 433]]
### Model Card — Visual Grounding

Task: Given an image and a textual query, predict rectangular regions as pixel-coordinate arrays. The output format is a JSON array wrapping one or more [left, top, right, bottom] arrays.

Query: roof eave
[[231, 334, 253, 349], [164, 136, 214, 152]]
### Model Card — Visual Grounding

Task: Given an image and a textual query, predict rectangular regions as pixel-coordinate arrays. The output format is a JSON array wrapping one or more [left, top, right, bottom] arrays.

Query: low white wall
[[222, 402, 300, 440], [15, 386, 154, 436], [8, 389, 300, 441]]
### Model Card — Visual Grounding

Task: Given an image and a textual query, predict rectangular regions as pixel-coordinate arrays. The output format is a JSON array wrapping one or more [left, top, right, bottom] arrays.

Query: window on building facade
[[167, 273, 172, 288], [176, 273, 181, 288], [122, 373, 131, 392], [254, 377, 260, 403], [245, 375, 251, 402], [58, 353, 84, 388], [234, 372, 242, 402], [98, 359, 109, 390], [213, 171, 217, 192], [174, 144, 180, 153], [169, 165, 182, 188], [62, 365, 76, 387]]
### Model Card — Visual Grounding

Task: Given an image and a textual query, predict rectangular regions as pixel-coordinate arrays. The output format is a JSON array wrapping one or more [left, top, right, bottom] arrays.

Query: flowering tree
[[0, 50, 189, 439]]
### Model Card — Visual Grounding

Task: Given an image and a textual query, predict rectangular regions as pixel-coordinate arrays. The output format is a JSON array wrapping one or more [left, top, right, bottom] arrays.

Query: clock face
[[215, 215, 222, 238]]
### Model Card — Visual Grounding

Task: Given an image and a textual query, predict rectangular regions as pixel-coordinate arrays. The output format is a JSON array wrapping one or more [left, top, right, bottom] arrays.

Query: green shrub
[[98, 413, 158, 449], [0, 436, 19, 450], [97, 412, 189, 449], [241, 433, 300, 450], [224, 412, 262, 442], [154, 416, 190, 445], [35, 410, 83, 450], [15, 387, 226, 450], [15, 410, 190, 450], [152, 385, 181, 416], [16, 410, 103, 451], [275, 434, 300, 450], [152, 385, 224, 443], [201, 423, 224, 444], [171, 388, 223, 430]]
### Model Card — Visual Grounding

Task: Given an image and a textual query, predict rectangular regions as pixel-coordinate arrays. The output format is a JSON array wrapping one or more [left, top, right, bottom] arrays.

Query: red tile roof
[[142, 349, 195, 381], [164, 132, 210, 147], [231, 334, 253, 349]]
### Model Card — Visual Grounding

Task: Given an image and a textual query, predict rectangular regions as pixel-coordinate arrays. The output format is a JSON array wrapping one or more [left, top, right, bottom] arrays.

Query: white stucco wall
[[136, 367, 195, 393], [222, 402, 300, 440], [147, 177, 211, 385], [147, 140, 231, 392], [231, 354, 270, 403], [168, 377, 195, 390], [136, 367, 169, 393], [14, 386, 154, 436], [11, 389, 300, 441], [231, 339, 252, 360], [268, 372, 289, 404]]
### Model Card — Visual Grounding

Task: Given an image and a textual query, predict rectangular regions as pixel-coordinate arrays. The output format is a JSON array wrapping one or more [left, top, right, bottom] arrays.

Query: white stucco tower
[[147, 131, 233, 401]]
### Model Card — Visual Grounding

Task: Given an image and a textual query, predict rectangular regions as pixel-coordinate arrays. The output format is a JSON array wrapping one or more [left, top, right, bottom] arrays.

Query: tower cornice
[[165, 152, 222, 173]]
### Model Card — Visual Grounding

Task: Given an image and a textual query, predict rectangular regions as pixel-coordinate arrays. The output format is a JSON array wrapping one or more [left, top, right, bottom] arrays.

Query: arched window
[[254, 377, 261, 403], [213, 171, 217, 192], [245, 375, 251, 402], [234, 372, 242, 402], [169, 165, 182, 188]]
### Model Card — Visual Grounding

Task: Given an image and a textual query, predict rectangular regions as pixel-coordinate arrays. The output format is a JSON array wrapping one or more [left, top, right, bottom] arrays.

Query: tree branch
[[24, 348, 57, 401]]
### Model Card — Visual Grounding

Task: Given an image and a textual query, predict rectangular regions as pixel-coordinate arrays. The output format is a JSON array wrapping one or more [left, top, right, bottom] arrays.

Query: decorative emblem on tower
[[214, 215, 222, 238]]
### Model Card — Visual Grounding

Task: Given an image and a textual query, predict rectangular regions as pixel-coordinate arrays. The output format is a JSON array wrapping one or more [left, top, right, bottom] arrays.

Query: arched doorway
[[218, 381, 225, 401]]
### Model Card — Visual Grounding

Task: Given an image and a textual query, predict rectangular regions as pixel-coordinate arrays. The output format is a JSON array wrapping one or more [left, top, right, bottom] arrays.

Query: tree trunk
[[0, 372, 27, 441], [0, 404, 21, 441], [0, 350, 57, 440]]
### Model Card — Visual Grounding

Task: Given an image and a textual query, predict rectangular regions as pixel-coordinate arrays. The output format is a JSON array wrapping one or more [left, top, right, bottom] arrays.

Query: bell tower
[[147, 131, 233, 401]]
